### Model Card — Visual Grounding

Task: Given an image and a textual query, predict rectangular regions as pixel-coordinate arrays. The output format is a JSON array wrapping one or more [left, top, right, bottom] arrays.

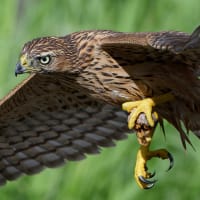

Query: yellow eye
[[39, 55, 51, 65]]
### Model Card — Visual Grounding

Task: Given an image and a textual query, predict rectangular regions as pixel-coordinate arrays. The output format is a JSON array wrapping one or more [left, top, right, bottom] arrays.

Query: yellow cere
[[20, 54, 29, 67]]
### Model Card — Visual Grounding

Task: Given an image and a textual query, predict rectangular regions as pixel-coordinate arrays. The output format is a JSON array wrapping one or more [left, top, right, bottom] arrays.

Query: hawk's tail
[[158, 96, 200, 149]]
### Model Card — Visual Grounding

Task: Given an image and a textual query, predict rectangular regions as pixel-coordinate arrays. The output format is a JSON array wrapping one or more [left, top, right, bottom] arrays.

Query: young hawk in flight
[[0, 26, 200, 189]]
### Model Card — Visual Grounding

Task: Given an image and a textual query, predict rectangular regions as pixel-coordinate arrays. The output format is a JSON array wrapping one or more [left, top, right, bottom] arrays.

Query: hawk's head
[[15, 36, 74, 76]]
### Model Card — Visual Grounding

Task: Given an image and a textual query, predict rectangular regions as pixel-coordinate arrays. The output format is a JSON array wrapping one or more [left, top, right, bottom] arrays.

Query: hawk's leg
[[135, 127, 173, 189], [122, 93, 174, 189], [122, 93, 174, 129]]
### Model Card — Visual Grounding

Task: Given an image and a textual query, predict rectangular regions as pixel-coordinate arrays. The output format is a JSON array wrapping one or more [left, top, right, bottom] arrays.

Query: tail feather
[[158, 98, 200, 149], [156, 60, 200, 148], [194, 130, 200, 138]]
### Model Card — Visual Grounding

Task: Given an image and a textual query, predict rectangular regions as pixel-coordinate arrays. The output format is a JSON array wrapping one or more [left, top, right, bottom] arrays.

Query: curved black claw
[[166, 152, 174, 172], [138, 176, 157, 189], [149, 171, 156, 178]]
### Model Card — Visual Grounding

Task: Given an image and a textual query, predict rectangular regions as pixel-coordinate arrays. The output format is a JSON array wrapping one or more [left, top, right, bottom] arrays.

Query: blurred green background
[[1, 0, 200, 199]]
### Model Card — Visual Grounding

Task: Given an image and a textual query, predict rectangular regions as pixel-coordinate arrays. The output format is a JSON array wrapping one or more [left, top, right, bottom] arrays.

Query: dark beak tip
[[15, 63, 25, 76]]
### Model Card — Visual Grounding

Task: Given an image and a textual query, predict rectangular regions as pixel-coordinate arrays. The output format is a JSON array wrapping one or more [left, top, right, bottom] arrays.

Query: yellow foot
[[122, 98, 158, 129], [135, 148, 174, 189], [122, 93, 174, 129]]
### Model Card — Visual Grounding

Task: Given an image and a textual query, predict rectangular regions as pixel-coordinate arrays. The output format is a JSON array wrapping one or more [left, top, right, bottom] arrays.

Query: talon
[[131, 102, 175, 190], [134, 135, 174, 189], [145, 183, 155, 189], [138, 176, 157, 189], [138, 175, 157, 185], [149, 171, 156, 178], [122, 98, 157, 129], [166, 152, 174, 171], [122, 93, 174, 130]]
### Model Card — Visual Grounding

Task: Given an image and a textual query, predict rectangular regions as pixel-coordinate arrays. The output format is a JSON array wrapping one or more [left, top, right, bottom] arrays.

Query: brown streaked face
[[15, 36, 72, 76]]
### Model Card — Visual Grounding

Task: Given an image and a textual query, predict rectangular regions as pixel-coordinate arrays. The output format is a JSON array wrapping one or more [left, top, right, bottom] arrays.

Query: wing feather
[[100, 26, 200, 68], [99, 27, 200, 146], [0, 73, 129, 185]]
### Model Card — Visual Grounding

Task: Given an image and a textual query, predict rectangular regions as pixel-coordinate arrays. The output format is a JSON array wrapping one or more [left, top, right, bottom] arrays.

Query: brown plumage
[[1, 26, 200, 186]]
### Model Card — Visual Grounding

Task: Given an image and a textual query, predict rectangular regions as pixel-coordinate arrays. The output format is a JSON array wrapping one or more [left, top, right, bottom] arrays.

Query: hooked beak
[[15, 63, 26, 76], [15, 54, 29, 76]]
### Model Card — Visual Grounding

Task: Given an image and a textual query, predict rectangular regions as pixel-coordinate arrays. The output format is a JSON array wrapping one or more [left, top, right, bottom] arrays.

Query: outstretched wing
[[0, 73, 129, 185], [100, 26, 200, 68], [99, 26, 200, 147]]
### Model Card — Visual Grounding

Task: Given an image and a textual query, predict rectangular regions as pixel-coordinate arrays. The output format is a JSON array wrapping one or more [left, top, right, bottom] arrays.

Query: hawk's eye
[[38, 55, 51, 65]]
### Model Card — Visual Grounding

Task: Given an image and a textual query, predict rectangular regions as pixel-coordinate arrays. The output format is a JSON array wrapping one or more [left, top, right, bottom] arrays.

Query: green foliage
[[1, 0, 200, 199]]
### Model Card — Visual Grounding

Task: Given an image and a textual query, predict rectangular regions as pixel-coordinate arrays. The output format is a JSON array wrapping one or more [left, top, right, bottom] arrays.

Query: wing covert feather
[[0, 73, 129, 185], [100, 26, 200, 68], [101, 30, 190, 51]]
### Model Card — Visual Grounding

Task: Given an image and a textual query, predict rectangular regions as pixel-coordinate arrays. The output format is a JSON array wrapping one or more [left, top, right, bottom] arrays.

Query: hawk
[[1, 26, 200, 189]]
